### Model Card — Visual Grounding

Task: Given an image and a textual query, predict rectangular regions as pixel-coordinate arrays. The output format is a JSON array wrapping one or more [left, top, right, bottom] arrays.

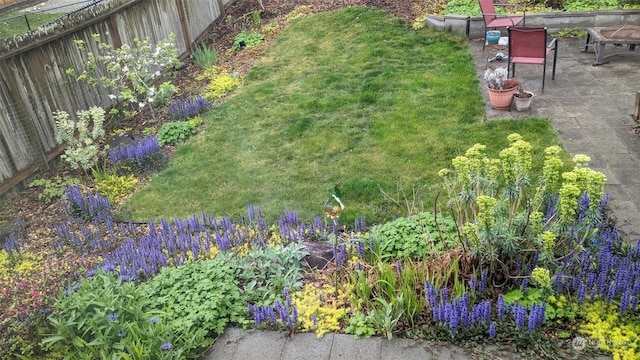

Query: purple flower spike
[[489, 322, 497, 338]]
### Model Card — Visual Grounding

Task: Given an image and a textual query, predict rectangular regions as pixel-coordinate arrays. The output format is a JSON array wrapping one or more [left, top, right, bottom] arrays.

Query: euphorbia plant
[[437, 134, 607, 288]]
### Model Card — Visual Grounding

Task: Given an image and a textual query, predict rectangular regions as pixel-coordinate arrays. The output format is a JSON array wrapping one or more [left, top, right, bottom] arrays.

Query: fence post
[[24, 14, 31, 31], [634, 91, 640, 121], [175, 0, 192, 52]]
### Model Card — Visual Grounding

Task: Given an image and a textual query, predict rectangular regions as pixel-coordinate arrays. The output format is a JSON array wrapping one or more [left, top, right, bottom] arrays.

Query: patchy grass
[[0, 12, 62, 39], [123, 7, 562, 225]]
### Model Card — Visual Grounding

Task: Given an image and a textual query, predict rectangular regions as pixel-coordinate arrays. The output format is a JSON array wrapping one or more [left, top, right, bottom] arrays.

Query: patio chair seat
[[510, 49, 553, 65], [486, 16, 524, 29]]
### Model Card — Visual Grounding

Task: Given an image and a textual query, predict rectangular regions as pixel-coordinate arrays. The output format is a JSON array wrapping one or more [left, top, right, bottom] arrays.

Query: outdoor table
[[583, 25, 640, 65]]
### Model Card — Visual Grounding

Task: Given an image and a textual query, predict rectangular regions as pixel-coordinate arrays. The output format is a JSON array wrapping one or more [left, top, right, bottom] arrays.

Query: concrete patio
[[471, 35, 640, 242]]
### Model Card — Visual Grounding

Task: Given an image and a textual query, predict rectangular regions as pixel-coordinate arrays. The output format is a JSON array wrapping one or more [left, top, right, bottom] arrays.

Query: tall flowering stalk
[[438, 134, 607, 289], [167, 96, 213, 121], [109, 135, 167, 172]]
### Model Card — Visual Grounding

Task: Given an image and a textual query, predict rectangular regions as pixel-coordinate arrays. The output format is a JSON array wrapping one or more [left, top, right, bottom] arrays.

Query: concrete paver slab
[[282, 332, 334, 360], [329, 334, 382, 360]]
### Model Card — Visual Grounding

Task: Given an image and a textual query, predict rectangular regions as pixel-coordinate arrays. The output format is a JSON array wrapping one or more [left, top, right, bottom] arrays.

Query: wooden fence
[[0, 0, 233, 199]]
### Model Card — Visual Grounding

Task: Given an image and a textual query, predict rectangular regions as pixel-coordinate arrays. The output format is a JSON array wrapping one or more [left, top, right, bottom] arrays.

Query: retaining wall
[[426, 9, 640, 38]]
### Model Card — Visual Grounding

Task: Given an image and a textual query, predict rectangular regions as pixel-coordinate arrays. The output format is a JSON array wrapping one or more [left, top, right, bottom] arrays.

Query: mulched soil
[[0, 0, 427, 255]]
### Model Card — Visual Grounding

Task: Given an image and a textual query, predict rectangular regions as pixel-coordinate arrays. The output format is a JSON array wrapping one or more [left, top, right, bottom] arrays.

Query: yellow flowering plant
[[438, 134, 607, 289]]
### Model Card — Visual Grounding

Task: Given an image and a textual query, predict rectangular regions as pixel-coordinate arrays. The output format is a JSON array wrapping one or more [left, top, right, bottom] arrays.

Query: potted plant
[[513, 82, 534, 112], [484, 67, 519, 110]]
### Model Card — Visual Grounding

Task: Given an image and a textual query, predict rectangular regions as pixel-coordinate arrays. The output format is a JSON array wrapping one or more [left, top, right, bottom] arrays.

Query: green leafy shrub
[[28, 176, 81, 204], [223, 242, 307, 306], [44, 271, 197, 360], [369, 212, 458, 260], [94, 174, 138, 203], [563, 0, 619, 11], [192, 41, 219, 69], [140, 259, 246, 338], [345, 312, 376, 339], [157, 121, 196, 146], [233, 31, 264, 49], [443, 0, 480, 16]]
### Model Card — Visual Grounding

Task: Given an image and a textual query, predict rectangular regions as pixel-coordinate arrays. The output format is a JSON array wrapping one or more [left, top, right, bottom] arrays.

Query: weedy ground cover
[[0, 11, 61, 39], [122, 7, 562, 225]]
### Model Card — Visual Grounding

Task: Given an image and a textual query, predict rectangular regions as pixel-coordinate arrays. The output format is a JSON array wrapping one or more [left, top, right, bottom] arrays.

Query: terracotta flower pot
[[487, 86, 518, 110]]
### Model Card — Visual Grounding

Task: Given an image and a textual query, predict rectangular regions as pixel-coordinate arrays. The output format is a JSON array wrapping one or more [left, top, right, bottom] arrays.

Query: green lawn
[[123, 7, 564, 225], [0, 11, 62, 39]]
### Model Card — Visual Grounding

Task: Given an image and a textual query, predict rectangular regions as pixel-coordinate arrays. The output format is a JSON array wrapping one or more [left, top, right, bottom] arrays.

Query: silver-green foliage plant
[[438, 134, 607, 285], [67, 33, 180, 121], [54, 106, 107, 172], [221, 242, 308, 306]]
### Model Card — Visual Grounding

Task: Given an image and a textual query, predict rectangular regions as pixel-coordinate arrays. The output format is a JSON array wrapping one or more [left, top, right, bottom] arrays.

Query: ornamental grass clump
[[167, 95, 213, 121], [108, 135, 167, 173]]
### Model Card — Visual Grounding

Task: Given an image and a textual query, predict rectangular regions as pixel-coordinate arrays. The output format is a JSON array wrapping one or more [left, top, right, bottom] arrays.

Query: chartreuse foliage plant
[[438, 134, 606, 289], [28, 176, 82, 204], [196, 66, 241, 101], [292, 282, 347, 338], [578, 300, 640, 359], [94, 173, 138, 203]]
